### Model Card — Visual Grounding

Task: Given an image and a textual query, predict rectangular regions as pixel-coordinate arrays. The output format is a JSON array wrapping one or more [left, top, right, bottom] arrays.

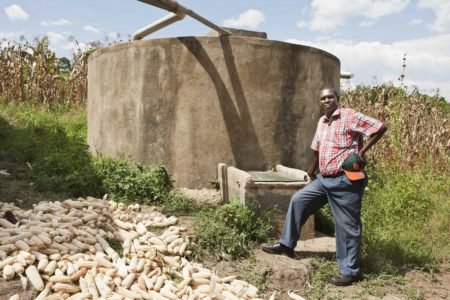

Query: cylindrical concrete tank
[[87, 36, 340, 188]]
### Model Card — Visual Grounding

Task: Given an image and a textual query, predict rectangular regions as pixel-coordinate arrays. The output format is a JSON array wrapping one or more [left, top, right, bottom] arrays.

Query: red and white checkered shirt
[[311, 107, 384, 176]]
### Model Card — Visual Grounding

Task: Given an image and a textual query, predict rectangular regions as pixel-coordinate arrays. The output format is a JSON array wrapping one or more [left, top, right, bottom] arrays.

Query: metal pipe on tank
[[138, 0, 231, 36], [132, 12, 186, 40]]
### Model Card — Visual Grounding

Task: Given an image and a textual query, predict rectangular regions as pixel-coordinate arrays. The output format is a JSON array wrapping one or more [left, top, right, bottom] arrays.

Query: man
[[261, 87, 387, 286]]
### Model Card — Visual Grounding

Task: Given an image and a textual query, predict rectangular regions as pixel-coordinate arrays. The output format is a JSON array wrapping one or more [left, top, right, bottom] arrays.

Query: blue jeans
[[279, 173, 368, 276]]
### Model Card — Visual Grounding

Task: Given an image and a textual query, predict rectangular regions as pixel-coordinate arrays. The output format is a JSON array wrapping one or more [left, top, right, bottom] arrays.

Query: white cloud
[[108, 32, 120, 40], [286, 34, 450, 100], [40, 32, 85, 57], [41, 19, 71, 27], [296, 21, 307, 28], [83, 25, 101, 34], [63, 41, 88, 53], [409, 19, 423, 25], [418, 0, 450, 33], [4, 4, 29, 22], [0, 30, 24, 40], [309, 0, 410, 32], [0, 31, 25, 50], [45, 32, 66, 46], [223, 9, 265, 29], [358, 20, 377, 27]]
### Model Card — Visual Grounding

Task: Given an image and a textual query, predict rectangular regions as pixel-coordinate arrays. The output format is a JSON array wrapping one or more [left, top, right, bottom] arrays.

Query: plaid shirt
[[311, 107, 384, 176]]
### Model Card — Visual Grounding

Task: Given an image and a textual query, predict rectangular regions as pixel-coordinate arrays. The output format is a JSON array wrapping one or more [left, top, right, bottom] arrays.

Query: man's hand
[[358, 124, 387, 166], [307, 172, 316, 181], [358, 151, 367, 167], [307, 151, 319, 181]]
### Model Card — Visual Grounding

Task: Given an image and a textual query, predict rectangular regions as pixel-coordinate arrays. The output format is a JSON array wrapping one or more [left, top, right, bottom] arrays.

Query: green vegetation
[[304, 258, 339, 299], [94, 157, 172, 204], [0, 102, 98, 197], [362, 169, 449, 271], [193, 200, 273, 260], [0, 102, 174, 204], [304, 258, 424, 300]]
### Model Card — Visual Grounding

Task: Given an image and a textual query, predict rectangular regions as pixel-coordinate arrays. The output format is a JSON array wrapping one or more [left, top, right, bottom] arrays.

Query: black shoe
[[330, 274, 362, 286], [261, 242, 294, 257]]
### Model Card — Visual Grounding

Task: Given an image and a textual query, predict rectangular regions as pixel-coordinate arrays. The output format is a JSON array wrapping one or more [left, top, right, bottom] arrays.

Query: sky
[[1, 0, 449, 100]]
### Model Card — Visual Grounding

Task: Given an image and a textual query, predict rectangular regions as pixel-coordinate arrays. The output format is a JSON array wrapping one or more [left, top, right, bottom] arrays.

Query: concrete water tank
[[87, 36, 340, 188]]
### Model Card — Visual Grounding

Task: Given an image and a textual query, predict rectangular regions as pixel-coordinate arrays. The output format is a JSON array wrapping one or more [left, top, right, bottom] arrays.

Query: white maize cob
[[115, 286, 143, 299], [3, 264, 15, 279], [25, 265, 45, 291], [53, 282, 81, 293]]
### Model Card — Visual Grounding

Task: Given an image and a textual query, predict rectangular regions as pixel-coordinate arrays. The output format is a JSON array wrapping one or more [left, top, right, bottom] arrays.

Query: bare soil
[[1, 166, 449, 299]]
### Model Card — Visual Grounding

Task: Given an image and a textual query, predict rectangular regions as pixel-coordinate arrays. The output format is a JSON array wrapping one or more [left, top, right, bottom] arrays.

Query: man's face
[[319, 89, 338, 115]]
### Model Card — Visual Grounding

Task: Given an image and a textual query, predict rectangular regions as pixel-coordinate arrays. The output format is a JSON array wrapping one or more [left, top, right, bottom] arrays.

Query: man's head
[[319, 87, 339, 116]]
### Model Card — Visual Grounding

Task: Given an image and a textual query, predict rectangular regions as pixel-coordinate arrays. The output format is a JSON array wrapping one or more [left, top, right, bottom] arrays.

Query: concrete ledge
[[219, 163, 315, 240]]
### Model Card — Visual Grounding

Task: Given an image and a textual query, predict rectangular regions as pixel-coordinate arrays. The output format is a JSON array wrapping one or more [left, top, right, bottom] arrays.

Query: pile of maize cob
[[0, 197, 262, 299]]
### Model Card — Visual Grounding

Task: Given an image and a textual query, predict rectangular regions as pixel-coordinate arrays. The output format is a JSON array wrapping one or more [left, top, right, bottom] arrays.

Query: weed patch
[[193, 200, 273, 260], [160, 190, 196, 214], [304, 258, 338, 299], [362, 168, 450, 271], [94, 157, 172, 205]]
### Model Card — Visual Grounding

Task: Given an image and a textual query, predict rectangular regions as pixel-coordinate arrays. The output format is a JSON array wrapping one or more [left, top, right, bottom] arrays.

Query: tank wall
[[87, 36, 340, 188]]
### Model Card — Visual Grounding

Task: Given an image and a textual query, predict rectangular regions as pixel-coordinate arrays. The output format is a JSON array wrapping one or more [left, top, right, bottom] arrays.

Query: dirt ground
[[1, 166, 449, 299]]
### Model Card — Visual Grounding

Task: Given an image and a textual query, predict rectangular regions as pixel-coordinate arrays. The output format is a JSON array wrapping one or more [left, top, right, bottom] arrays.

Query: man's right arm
[[307, 151, 319, 180]]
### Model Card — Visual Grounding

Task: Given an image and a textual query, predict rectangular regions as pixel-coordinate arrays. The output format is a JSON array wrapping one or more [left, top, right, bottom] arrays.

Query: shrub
[[361, 168, 450, 271], [160, 190, 196, 214], [193, 200, 273, 260], [94, 157, 172, 204]]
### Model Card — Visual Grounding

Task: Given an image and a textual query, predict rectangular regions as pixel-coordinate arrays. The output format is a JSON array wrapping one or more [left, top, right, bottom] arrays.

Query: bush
[[361, 168, 450, 271], [94, 157, 172, 204], [193, 200, 273, 260], [160, 190, 196, 214]]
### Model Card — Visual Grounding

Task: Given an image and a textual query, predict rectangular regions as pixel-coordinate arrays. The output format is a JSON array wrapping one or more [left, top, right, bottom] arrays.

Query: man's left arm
[[358, 124, 388, 164], [351, 112, 388, 164]]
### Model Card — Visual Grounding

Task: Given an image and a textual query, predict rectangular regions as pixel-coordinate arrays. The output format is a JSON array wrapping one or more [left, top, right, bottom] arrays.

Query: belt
[[322, 171, 344, 178]]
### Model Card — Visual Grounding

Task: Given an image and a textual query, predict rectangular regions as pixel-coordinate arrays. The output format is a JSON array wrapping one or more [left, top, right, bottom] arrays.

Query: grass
[[94, 157, 172, 205], [235, 255, 269, 293], [303, 257, 424, 300], [192, 200, 273, 260], [361, 168, 450, 272], [0, 102, 98, 197]]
